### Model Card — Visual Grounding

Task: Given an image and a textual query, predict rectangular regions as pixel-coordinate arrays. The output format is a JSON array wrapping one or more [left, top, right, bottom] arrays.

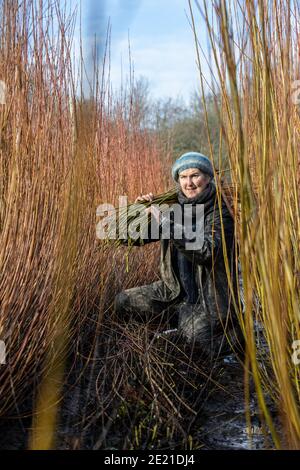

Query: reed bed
[[189, 0, 300, 449], [1, 0, 299, 451], [0, 0, 170, 448]]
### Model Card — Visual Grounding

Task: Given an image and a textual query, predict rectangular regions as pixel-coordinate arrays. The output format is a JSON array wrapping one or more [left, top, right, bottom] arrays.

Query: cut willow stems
[[101, 177, 236, 251], [103, 188, 178, 247]]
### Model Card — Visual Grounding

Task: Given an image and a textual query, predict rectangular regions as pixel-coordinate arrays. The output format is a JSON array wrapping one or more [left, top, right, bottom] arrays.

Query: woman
[[115, 152, 244, 361]]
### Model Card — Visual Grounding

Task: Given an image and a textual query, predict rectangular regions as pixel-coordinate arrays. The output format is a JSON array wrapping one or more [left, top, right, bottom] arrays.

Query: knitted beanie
[[171, 152, 214, 181]]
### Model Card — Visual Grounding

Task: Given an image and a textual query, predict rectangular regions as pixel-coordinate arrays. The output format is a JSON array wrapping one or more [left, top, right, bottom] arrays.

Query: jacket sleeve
[[163, 204, 234, 264]]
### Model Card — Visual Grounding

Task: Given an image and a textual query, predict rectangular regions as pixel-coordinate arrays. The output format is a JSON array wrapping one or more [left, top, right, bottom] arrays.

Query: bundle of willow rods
[[103, 188, 178, 247], [102, 178, 237, 247]]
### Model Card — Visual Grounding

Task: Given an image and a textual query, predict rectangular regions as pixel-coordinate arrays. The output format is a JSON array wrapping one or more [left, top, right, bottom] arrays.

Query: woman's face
[[178, 167, 211, 198]]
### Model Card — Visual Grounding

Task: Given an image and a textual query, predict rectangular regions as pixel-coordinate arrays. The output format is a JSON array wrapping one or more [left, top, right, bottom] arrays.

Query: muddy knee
[[114, 292, 130, 315]]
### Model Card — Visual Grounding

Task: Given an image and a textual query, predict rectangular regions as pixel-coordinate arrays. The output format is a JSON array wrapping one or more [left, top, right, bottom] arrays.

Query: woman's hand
[[134, 192, 154, 204]]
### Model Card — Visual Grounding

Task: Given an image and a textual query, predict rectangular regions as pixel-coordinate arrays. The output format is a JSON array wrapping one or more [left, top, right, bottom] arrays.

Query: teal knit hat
[[172, 152, 214, 181]]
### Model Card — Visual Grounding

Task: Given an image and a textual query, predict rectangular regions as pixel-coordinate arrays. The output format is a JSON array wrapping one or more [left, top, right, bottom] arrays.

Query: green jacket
[[144, 184, 238, 326]]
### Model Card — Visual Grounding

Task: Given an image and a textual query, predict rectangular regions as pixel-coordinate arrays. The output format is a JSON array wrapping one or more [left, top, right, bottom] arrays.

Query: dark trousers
[[114, 281, 181, 328], [114, 281, 244, 361]]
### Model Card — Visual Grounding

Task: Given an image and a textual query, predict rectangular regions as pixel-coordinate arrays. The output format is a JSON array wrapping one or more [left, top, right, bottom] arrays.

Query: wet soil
[[0, 322, 280, 450]]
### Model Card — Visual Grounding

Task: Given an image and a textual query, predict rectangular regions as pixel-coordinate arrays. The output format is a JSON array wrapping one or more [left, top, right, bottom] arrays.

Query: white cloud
[[109, 34, 200, 101], [69, 0, 213, 101]]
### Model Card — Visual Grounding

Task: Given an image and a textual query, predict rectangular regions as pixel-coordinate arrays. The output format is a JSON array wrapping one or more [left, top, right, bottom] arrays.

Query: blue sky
[[71, 0, 210, 102]]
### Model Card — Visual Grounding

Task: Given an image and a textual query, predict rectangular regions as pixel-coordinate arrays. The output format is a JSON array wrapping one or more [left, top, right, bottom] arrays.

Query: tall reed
[[0, 0, 170, 448], [189, 0, 300, 448]]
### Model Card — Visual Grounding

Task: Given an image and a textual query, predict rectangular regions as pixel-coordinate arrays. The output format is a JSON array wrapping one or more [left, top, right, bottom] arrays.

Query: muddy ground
[[0, 324, 280, 451]]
